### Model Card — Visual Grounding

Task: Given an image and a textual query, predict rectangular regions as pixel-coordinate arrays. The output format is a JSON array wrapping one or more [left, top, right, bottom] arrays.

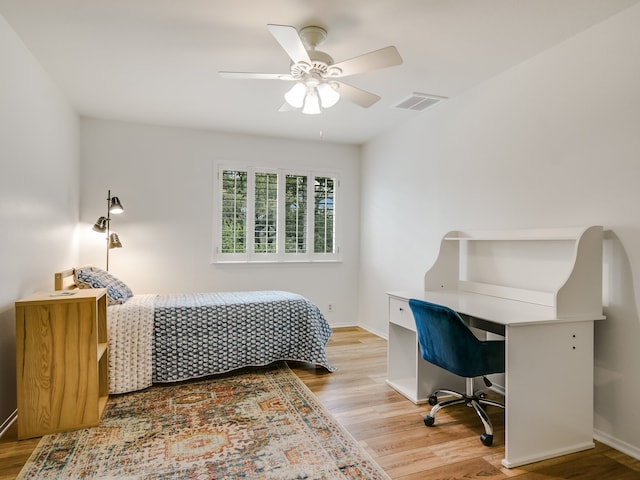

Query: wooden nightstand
[[15, 288, 109, 439]]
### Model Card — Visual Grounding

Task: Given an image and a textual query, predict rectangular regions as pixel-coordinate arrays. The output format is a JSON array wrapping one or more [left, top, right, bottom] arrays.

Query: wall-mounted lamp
[[92, 190, 124, 271]]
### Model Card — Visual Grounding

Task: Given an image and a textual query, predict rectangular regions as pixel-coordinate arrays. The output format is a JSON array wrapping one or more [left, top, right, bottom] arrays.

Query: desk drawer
[[389, 297, 415, 331]]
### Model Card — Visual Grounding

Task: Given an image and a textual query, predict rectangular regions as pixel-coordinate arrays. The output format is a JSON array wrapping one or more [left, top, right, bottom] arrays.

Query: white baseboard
[[356, 323, 387, 340], [594, 429, 640, 461], [0, 410, 17, 439], [329, 322, 388, 340], [329, 322, 358, 329]]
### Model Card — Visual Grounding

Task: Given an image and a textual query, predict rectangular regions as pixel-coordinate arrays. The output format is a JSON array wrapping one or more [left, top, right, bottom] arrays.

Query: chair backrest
[[408, 298, 505, 378]]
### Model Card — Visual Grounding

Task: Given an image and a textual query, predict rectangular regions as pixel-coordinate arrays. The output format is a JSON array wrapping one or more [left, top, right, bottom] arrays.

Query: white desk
[[386, 226, 605, 468], [387, 290, 603, 469]]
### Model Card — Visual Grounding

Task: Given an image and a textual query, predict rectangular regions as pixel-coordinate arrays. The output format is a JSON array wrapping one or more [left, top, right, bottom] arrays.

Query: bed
[[55, 267, 335, 394]]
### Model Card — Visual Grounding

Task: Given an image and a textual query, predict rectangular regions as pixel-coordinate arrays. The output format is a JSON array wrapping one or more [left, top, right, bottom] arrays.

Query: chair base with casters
[[423, 377, 504, 446], [408, 298, 506, 447]]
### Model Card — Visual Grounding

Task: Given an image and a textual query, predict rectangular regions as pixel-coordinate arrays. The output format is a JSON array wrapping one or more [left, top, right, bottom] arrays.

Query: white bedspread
[[107, 294, 156, 394]]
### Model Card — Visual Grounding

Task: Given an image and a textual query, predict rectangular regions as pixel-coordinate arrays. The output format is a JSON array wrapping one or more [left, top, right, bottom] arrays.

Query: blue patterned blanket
[[151, 291, 335, 383]]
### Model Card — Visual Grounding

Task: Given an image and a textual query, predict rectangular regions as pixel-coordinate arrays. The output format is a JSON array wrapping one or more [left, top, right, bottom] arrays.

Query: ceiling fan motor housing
[[290, 50, 341, 78]]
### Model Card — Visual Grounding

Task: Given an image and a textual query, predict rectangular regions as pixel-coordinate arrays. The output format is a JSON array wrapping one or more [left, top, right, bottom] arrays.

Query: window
[[215, 164, 340, 262]]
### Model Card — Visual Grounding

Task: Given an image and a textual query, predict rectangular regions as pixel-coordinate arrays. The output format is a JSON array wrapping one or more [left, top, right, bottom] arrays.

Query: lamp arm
[[106, 190, 111, 271]]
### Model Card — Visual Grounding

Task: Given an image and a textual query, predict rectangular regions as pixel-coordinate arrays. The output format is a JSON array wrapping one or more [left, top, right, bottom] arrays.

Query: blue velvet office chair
[[408, 298, 505, 446]]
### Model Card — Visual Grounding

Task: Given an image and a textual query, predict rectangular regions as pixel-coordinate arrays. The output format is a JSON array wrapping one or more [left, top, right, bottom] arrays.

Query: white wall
[[0, 15, 79, 428], [359, 4, 640, 457], [78, 119, 361, 326]]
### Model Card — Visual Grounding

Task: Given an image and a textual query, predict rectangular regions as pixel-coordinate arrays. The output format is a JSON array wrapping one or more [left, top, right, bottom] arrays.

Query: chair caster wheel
[[480, 433, 493, 446], [428, 395, 438, 406], [424, 415, 435, 427]]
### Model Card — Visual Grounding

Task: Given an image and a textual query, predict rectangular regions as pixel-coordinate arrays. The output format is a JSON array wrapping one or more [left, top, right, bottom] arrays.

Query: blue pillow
[[74, 265, 133, 305]]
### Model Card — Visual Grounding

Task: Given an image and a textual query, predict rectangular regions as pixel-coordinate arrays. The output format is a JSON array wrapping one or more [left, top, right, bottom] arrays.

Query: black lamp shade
[[109, 233, 122, 249], [109, 196, 124, 214], [93, 216, 108, 233]]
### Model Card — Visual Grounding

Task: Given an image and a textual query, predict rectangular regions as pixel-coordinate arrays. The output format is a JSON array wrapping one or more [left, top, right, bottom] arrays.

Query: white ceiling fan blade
[[267, 24, 311, 65], [335, 81, 380, 108], [330, 46, 402, 78], [219, 71, 293, 80]]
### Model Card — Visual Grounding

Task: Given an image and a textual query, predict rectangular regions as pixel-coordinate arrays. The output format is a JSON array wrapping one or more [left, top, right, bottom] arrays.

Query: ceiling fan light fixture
[[317, 82, 340, 108], [302, 90, 321, 115], [284, 81, 307, 108]]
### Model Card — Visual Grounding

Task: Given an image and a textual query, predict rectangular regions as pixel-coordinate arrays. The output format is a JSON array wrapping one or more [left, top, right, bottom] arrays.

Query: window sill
[[212, 258, 343, 265]]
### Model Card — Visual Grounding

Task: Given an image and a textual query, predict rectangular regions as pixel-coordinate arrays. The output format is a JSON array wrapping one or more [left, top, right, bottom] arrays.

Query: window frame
[[213, 162, 341, 264]]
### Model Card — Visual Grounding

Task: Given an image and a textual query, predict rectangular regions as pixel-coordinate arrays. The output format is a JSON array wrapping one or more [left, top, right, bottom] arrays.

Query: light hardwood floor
[[291, 327, 640, 480], [2, 326, 640, 479]]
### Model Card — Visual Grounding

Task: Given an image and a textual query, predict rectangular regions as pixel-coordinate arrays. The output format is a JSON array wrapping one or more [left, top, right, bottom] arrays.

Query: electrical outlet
[[328, 303, 334, 312]]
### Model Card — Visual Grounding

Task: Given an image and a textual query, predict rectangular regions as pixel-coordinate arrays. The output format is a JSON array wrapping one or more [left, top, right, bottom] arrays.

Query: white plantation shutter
[[314, 176, 335, 254], [215, 164, 340, 263], [220, 170, 247, 254], [254, 172, 278, 253], [285, 174, 308, 254]]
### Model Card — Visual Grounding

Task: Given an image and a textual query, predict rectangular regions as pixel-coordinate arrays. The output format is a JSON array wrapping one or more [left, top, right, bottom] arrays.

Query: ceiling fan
[[219, 24, 403, 114]]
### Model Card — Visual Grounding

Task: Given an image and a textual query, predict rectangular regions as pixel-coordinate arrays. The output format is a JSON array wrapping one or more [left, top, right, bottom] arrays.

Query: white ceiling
[[1, 0, 638, 144]]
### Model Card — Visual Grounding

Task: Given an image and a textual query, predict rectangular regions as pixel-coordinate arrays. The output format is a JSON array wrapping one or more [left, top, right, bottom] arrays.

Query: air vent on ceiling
[[394, 92, 447, 111]]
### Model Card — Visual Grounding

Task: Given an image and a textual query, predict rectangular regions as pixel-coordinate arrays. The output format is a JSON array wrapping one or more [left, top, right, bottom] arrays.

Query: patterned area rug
[[18, 363, 389, 479]]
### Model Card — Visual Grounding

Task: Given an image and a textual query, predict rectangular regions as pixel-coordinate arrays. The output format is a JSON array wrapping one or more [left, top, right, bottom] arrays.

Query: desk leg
[[387, 322, 466, 403], [503, 321, 595, 468]]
